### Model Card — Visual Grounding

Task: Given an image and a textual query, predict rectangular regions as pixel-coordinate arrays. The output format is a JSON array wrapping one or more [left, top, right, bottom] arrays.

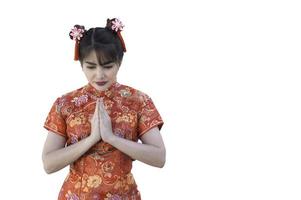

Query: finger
[[98, 99, 101, 115], [99, 98, 104, 107], [99, 101, 108, 124], [99, 100, 109, 117], [99, 99, 103, 115], [94, 100, 100, 124], [96, 102, 102, 128], [100, 99, 108, 112], [94, 99, 99, 114], [98, 99, 103, 122], [98, 99, 104, 113]]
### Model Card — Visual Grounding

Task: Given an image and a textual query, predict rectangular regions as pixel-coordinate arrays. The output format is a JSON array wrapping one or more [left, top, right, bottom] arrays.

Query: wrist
[[88, 134, 100, 145], [106, 134, 117, 145]]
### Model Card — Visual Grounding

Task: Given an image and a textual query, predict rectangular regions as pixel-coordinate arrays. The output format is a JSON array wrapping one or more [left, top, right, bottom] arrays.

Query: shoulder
[[117, 82, 150, 98], [56, 85, 85, 102], [52, 85, 87, 115], [116, 83, 153, 106]]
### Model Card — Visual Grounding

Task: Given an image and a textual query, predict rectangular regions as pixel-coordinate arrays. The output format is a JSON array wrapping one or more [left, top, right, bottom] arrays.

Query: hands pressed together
[[90, 98, 115, 143]]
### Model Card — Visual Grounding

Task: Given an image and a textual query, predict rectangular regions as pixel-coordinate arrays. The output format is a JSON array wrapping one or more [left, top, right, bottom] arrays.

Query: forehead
[[83, 50, 114, 65]]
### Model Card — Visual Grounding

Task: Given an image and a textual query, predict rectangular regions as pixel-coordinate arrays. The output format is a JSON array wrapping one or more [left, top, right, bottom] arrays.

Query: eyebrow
[[85, 61, 114, 65]]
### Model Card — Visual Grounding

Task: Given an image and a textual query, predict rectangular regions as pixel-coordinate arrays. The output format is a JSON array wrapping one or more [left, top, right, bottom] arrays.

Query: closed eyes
[[87, 65, 113, 69]]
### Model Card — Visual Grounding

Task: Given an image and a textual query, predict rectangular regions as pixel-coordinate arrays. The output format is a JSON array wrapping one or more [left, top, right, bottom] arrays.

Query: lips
[[96, 81, 108, 86]]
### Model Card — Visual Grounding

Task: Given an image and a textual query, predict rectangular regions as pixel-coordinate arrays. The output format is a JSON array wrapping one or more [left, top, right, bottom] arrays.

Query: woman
[[42, 18, 165, 200]]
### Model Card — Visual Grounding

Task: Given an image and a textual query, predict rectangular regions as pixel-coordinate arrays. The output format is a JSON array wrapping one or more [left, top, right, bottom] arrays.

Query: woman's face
[[82, 50, 120, 91]]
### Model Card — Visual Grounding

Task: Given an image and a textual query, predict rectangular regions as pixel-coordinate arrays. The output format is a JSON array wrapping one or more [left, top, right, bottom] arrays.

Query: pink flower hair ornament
[[69, 25, 86, 41], [108, 18, 125, 32], [105, 18, 127, 52], [69, 25, 86, 60]]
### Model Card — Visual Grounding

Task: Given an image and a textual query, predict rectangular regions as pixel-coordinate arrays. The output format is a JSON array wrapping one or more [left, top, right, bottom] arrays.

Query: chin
[[94, 85, 106, 90]]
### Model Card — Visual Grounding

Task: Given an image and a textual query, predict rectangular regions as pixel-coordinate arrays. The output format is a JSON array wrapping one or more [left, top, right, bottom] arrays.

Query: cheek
[[106, 69, 118, 78], [83, 70, 94, 80], [106, 71, 114, 77]]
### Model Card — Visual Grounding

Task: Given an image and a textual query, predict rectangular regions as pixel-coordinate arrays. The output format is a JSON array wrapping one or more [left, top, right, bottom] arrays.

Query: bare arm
[[42, 99, 102, 174], [107, 126, 166, 168], [42, 131, 98, 174]]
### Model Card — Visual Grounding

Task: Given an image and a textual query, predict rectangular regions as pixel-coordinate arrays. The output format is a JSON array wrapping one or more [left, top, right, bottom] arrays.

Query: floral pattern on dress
[[44, 81, 163, 200], [71, 94, 89, 107], [65, 190, 80, 200]]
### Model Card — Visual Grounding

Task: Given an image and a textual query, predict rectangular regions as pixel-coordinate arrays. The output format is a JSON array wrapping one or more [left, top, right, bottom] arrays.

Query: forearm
[[107, 135, 165, 168], [43, 136, 97, 174]]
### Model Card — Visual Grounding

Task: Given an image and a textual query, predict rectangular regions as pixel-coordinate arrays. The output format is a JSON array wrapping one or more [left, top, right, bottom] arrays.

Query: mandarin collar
[[83, 81, 119, 99]]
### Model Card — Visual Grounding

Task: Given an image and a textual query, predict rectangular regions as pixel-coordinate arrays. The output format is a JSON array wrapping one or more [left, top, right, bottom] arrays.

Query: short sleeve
[[137, 92, 164, 138], [43, 97, 67, 138]]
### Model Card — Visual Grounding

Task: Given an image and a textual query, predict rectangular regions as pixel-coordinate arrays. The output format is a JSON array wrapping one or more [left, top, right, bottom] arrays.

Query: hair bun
[[105, 18, 125, 32], [105, 18, 127, 52], [69, 24, 86, 41]]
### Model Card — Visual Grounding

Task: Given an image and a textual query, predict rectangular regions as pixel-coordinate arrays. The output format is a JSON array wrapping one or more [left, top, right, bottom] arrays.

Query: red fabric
[[43, 81, 164, 199]]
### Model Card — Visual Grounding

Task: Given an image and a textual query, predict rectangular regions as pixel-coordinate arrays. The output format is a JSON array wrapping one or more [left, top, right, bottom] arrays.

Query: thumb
[[93, 99, 99, 117], [99, 99, 106, 123]]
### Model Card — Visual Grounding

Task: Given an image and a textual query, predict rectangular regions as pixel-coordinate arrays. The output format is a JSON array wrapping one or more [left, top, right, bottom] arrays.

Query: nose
[[96, 67, 105, 79]]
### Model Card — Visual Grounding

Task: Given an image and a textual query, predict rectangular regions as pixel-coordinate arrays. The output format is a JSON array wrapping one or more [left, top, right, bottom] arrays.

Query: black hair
[[78, 27, 124, 67]]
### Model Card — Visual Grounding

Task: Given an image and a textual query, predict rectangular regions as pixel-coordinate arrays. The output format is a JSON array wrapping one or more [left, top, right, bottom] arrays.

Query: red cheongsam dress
[[43, 81, 164, 200]]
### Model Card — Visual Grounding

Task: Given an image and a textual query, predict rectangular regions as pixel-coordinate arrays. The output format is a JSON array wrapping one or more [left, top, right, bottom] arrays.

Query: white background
[[0, 0, 300, 199]]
